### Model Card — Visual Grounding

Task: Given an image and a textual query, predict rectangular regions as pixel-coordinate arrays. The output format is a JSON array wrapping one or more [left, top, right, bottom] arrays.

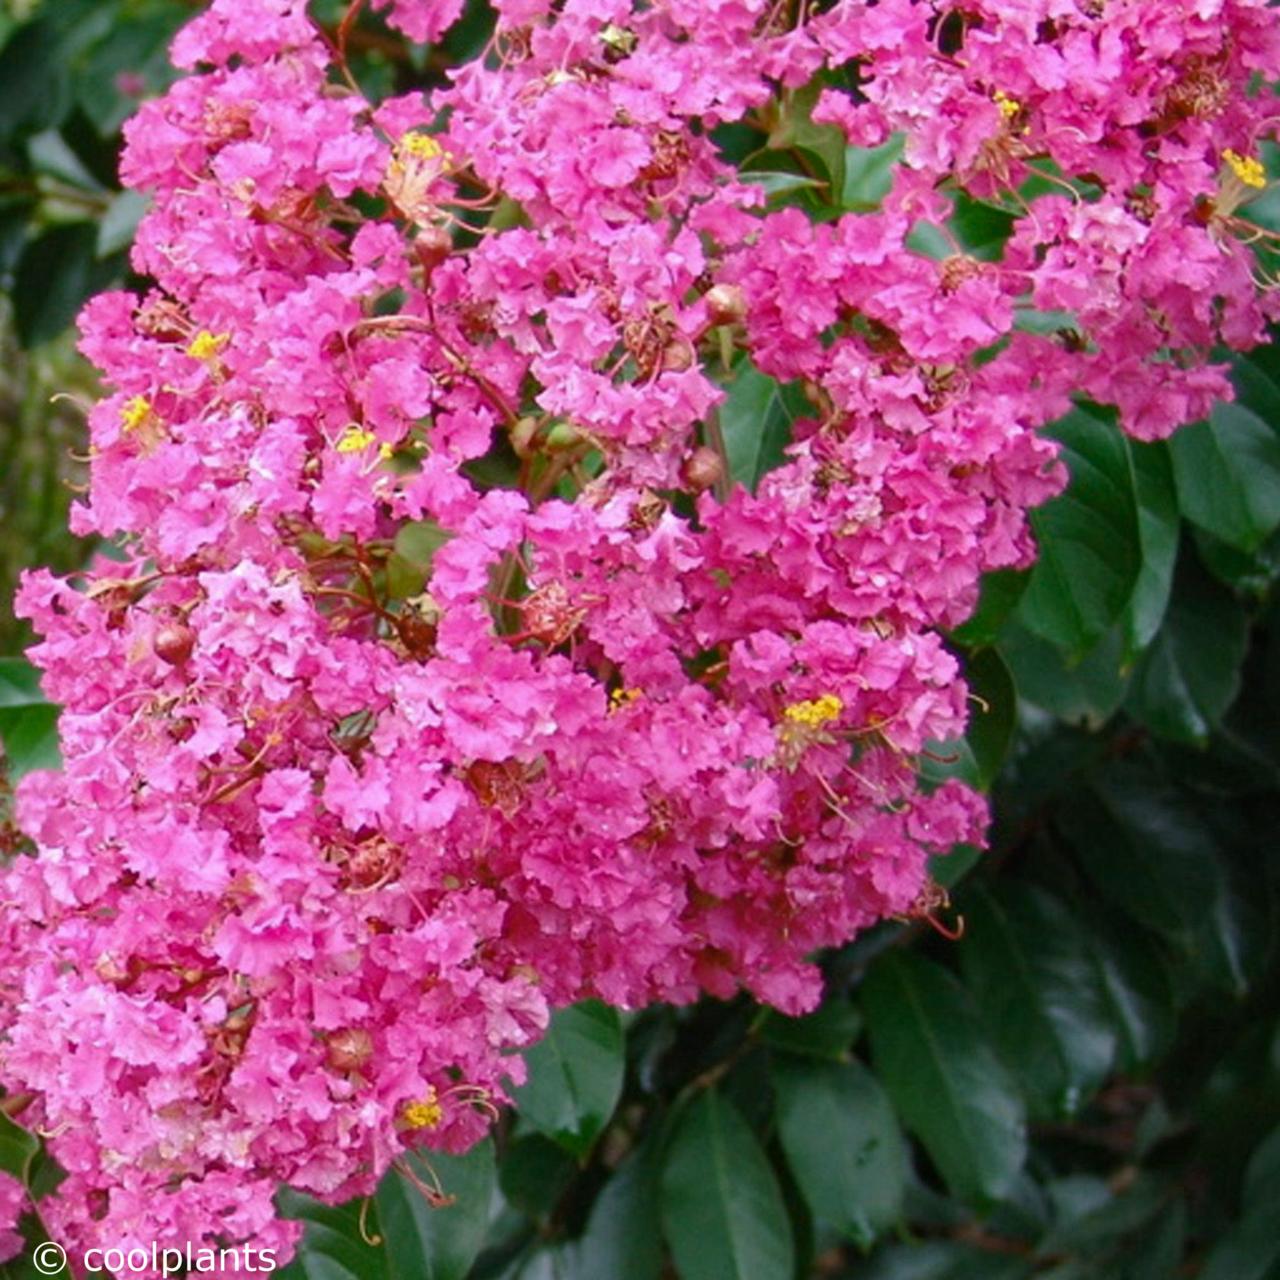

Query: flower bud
[[415, 226, 453, 273], [682, 446, 724, 494], [704, 284, 746, 326], [510, 415, 539, 459], [544, 421, 584, 453], [325, 1028, 374, 1074], [661, 341, 694, 373], [154, 622, 195, 667]]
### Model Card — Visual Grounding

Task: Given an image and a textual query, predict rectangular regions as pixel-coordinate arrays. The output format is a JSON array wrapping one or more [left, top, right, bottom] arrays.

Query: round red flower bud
[[683, 446, 724, 494], [416, 226, 453, 273], [704, 283, 746, 326], [325, 1028, 374, 1074], [661, 341, 694, 373], [153, 622, 196, 666]]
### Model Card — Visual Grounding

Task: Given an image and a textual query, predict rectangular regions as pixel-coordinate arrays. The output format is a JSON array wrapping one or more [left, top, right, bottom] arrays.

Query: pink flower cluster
[[2, 0, 1277, 1265]]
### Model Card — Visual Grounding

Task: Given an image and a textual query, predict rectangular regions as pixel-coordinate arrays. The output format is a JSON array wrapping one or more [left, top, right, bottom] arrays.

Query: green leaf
[[395, 521, 454, 568], [841, 135, 904, 211], [923, 647, 1016, 791], [757, 999, 862, 1062], [958, 883, 1117, 1119], [97, 190, 149, 258], [26, 128, 105, 191], [719, 360, 810, 493], [1017, 406, 1141, 659], [740, 169, 826, 200], [1054, 768, 1224, 947], [660, 1091, 794, 1280], [1243, 1124, 1280, 1216], [773, 1056, 907, 1247], [1169, 343, 1280, 553], [75, 1, 184, 136], [388, 522, 455, 599], [767, 81, 845, 200], [858, 1242, 1032, 1280], [0, 1115, 38, 1182], [276, 1189, 391, 1280], [998, 621, 1129, 728], [862, 951, 1027, 1204], [1193, 524, 1280, 597], [1124, 549, 1248, 746], [1079, 918, 1176, 1073], [949, 193, 1016, 261], [1121, 440, 1180, 657], [1038, 1173, 1169, 1260], [950, 570, 1029, 649], [497, 1134, 576, 1220], [1198, 1207, 1280, 1280], [374, 1139, 495, 1280], [0, 659, 60, 780], [567, 1140, 662, 1280], [13, 221, 114, 348], [510, 1001, 624, 1157]]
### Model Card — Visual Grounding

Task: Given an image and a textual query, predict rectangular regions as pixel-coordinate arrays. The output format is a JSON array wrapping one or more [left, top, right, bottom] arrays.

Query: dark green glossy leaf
[[1054, 769, 1223, 943], [1017, 407, 1141, 659], [1122, 440, 1179, 657], [1080, 918, 1176, 1073], [1198, 1207, 1280, 1280], [958, 883, 1117, 1119], [566, 1140, 662, 1280], [929, 843, 983, 890], [950, 570, 1029, 649], [719, 360, 810, 493], [13, 222, 116, 348], [757, 1000, 862, 1061], [773, 1056, 907, 1247], [276, 1189, 391, 1280], [1038, 1173, 1169, 1262], [1243, 1125, 1280, 1214], [660, 1091, 793, 1280], [1125, 550, 1248, 746], [859, 1242, 1032, 1280], [0, 1115, 38, 1182], [949, 193, 1016, 261], [497, 1134, 575, 1221], [374, 1139, 495, 1280], [1193, 524, 1280, 596], [0, 658, 60, 780], [862, 951, 1027, 1204], [510, 1001, 623, 1157], [924, 647, 1016, 791], [1169, 344, 1280, 552], [998, 621, 1129, 728]]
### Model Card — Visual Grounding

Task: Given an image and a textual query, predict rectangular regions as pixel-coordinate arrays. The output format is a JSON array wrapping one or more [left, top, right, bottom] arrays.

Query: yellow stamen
[[782, 693, 844, 729], [993, 91, 1021, 121], [609, 687, 642, 712], [401, 1089, 443, 1130], [599, 24, 636, 53], [1224, 149, 1266, 189], [398, 132, 444, 161], [336, 426, 377, 453], [186, 330, 229, 361], [120, 395, 153, 433]]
